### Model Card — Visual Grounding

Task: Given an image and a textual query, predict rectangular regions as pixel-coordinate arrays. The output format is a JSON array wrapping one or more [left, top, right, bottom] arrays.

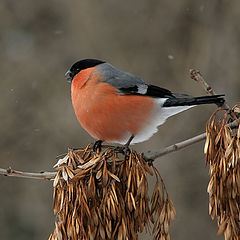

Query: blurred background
[[0, 0, 239, 239]]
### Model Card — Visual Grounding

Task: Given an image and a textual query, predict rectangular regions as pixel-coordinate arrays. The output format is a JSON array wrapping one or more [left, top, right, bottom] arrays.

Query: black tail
[[163, 95, 225, 107]]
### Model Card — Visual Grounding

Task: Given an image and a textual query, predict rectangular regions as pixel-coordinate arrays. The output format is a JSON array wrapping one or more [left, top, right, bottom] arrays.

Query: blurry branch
[[1, 115, 239, 180], [0, 167, 56, 180]]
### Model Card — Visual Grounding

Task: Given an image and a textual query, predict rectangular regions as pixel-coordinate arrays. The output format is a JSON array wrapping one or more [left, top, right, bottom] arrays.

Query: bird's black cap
[[65, 59, 105, 83]]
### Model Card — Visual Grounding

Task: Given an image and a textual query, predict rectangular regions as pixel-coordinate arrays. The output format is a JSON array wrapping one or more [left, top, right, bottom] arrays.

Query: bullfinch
[[65, 59, 224, 149]]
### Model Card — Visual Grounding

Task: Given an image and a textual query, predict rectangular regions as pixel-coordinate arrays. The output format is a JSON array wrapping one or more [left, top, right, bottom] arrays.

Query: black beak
[[65, 70, 73, 83]]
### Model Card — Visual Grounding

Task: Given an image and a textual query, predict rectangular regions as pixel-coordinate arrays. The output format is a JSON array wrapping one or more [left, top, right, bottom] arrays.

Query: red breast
[[71, 66, 155, 143]]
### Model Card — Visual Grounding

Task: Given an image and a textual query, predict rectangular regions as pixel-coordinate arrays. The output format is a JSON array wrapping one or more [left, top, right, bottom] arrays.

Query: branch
[[0, 167, 56, 180], [143, 132, 206, 160], [1, 134, 206, 179], [190, 69, 215, 95], [1, 117, 239, 180], [143, 116, 239, 161], [190, 69, 230, 109]]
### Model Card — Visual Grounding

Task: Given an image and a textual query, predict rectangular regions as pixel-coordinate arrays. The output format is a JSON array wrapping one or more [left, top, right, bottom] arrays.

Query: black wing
[[119, 84, 175, 98]]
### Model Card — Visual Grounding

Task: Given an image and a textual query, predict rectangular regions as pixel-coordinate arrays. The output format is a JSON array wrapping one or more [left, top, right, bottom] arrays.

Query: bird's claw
[[142, 153, 154, 166], [112, 145, 131, 158], [93, 140, 103, 153]]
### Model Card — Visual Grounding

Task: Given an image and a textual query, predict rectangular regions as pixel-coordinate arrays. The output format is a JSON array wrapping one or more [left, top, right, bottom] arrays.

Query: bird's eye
[[65, 70, 73, 83]]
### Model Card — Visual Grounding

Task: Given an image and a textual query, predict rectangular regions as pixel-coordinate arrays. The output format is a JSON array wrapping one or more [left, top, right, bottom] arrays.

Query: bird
[[65, 59, 224, 150]]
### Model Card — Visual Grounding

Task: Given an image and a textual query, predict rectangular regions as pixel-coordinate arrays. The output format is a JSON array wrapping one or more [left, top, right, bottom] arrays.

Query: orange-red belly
[[71, 80, 154, 143]]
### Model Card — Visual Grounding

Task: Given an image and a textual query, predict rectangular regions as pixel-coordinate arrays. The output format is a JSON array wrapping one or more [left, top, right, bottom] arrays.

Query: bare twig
[[143, 132, 206, 160], [190, 69, 229, 109], [143, 116, 239, 161], [190, 69, 215, 95], [0, 167, 56, 180]]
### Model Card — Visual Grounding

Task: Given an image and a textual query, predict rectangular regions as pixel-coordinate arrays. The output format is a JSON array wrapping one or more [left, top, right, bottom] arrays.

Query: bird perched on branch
[[65, 59, 224, 150]]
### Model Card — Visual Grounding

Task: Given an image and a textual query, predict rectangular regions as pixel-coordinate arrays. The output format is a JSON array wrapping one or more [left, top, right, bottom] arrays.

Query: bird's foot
[[112, 145, 131, 158], [144, 156, 154, 166], [93, 140, 103, 153]]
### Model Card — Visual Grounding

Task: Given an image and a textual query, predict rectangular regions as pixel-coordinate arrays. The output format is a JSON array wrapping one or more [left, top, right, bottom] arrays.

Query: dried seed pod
[[102, 161, 108, 186], [108, 170, 121, 182], [205, 107, 240, 240], [49, 145, 175, 240]]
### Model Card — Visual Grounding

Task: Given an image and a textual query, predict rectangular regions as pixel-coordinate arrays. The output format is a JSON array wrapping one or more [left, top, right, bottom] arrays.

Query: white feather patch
[[130, 99, 195, 144], [137, 84, 148, 94]]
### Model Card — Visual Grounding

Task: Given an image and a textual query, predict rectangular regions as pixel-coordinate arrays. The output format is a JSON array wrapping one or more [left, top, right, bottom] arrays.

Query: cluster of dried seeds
[[48, 145, 175, 240], [151, 167, 176, 240], [205, 107, 240, 240]]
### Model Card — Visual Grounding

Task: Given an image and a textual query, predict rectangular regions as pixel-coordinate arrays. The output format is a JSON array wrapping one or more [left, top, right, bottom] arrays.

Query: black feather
[[163, 95, 225, 107], [119, 86, 139, 94], [119, 84, 175, 98], [145, 85, 175, 98], [68, 59, 105, 81]]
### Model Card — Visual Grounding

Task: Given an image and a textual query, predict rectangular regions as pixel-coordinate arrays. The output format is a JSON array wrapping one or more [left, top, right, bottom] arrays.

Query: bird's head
[[65, 59, 105, 83]]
